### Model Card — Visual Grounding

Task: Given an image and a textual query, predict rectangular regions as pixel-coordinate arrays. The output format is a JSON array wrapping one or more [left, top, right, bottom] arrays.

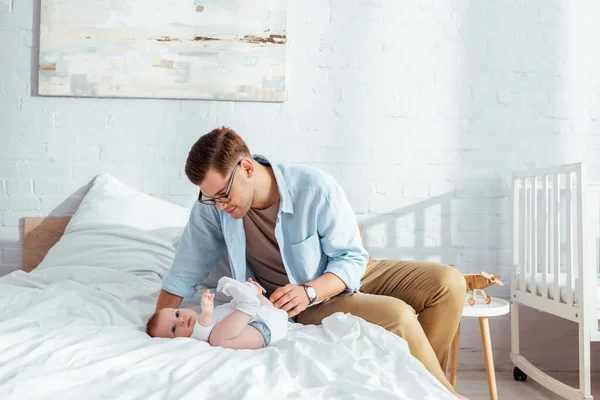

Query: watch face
[[307, 287, 317, 299]]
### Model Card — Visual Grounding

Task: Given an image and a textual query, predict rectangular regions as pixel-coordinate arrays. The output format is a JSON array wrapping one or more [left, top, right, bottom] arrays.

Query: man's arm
[[155, 289, 184, 312], [305, 272, 346, 301], [317, 181, 369, 293], [158, 202, 226, 310], [270, 181, 368, 317], [271, 272, 346, 312]]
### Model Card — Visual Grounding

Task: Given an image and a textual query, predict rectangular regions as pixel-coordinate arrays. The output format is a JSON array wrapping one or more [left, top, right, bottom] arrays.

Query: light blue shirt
[[161, 155, 369, 299]]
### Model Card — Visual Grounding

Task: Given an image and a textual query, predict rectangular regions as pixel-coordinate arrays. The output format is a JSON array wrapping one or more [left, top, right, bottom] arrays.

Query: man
[[155, 127, 466, 399]]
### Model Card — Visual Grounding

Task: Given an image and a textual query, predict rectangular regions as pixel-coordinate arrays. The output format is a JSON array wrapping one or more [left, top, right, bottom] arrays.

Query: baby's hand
[[247, 278, 266, 296], [200, 289, 215, 313]]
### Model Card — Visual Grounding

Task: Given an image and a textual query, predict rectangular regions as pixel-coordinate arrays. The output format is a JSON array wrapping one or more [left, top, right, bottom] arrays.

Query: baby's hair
[[146, 312, 160, 337]]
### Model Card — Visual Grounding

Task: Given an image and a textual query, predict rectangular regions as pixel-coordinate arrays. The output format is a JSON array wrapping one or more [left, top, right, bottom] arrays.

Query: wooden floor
[[455, 371, 599, 399]]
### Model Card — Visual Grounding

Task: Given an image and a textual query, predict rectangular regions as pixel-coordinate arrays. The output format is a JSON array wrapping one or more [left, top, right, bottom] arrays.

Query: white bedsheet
[[0, 266, 456, 400]]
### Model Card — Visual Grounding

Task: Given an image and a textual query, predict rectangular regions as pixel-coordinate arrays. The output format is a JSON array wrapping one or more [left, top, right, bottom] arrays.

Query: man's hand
[[269, 284, 310, 318], [155, 289, 183, 313]]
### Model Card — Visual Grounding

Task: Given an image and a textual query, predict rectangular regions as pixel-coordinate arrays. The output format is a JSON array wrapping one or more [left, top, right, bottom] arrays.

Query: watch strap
[[301, 284, 317, 304]]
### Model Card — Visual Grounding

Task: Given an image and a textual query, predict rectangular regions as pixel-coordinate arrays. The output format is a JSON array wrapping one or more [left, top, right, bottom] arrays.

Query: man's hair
[[145, 312, 160, 337], [185, 126, 251, 185]]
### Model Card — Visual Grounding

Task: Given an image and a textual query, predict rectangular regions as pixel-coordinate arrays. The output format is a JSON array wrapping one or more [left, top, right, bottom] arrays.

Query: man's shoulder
[[276, 162, 338, 194]]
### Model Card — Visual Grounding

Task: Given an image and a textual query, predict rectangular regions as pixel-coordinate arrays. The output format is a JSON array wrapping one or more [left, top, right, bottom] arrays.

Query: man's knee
[[432, 263, 466, 298], [432, 265, 466, 315], [378, 297, 419, 330]]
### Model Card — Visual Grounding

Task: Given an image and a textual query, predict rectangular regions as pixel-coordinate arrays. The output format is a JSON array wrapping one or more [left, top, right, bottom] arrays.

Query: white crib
[[511, 162, 600, 400]]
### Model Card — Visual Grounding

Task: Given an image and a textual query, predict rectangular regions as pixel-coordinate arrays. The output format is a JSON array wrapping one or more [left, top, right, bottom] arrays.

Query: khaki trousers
[[295, 259, 466, 390]]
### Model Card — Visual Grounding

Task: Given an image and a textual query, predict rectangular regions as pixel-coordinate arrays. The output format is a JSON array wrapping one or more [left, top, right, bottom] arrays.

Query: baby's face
[[155, 308, 199, 338]]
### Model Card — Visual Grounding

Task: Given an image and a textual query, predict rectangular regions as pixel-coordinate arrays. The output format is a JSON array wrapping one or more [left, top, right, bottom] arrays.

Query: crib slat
[[597, 191, 600, 281], [513, 177, 521, 291], [565, 172, 574, 307], [530, 176, 537, 295], [553, 173, 560, 303], [541, 175, 548, 299], [523, 178, 531, 291], [520, 178, 527, 294], [548, 176, 554, 299]]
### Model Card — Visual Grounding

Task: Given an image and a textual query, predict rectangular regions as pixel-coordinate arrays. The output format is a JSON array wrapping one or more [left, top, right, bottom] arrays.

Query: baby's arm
[[198, 290, 215, 327], [188, 290, 216, 342]]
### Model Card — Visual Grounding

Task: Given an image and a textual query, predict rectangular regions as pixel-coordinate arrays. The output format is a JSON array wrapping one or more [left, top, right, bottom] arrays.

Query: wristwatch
[[301, 284, 318, 304]]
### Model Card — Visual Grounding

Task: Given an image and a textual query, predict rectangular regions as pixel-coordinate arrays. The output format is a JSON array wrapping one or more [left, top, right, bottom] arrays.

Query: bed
[[0, 174, 457, 400], [511, 162, 600, 400]]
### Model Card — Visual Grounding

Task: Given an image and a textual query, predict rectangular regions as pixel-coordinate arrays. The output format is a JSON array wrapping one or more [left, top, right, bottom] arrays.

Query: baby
[[146, 276, 288, 349]]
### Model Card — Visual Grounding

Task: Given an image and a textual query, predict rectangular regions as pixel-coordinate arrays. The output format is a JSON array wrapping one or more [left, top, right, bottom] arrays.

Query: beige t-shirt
[[243, 201, 290, 295]]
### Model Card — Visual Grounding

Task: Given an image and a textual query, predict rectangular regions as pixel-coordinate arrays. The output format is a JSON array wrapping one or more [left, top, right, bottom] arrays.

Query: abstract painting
[[38, 0, 287, 102]]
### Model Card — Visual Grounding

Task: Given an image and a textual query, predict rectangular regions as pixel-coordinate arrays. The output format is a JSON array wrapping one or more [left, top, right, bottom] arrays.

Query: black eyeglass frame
[[197, 160, 243, 205]]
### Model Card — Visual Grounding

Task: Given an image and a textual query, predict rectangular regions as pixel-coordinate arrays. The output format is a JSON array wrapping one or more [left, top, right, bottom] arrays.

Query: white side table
[[449, 295, 510, 400]]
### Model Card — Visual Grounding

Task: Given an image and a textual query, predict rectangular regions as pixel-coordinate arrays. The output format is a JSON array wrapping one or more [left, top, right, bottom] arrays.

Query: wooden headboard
[[23, 217, 71, 272]]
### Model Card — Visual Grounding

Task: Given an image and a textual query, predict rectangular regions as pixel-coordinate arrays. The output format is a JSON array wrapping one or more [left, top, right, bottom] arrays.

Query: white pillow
[[36, 174, 192, 280]]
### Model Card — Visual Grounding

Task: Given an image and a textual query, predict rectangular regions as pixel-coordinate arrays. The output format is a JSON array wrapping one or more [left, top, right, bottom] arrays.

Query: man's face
[[199, 159, 254, 219], [154, 308, 198, 338]]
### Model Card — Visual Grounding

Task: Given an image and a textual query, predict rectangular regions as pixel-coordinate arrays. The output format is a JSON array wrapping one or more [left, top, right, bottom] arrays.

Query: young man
[[155, 127, 467, 399]]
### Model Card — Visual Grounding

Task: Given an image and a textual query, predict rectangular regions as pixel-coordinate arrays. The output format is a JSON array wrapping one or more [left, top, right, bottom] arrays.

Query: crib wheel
[[485, 296, 492, 304], [513, 367, 527, 382], [468, 298, 475, 306]]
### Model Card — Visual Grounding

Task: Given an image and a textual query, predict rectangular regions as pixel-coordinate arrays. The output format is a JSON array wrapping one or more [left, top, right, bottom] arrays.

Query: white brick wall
[[1, 0, 600, 371]]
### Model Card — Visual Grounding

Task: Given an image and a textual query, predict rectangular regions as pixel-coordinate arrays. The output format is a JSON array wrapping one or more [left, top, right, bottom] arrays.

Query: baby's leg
[[259, 294, 273, 308], [208, 310, 264, 349], [217, 277, 261, 316], [211, 325, 265, 350]]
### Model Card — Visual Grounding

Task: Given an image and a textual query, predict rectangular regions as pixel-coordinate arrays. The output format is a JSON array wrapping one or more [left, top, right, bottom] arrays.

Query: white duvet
[[0, 266, 456, 400]]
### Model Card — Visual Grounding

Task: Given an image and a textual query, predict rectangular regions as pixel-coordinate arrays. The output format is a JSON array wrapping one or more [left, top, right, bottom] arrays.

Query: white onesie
[[190, 277, 288, 347], [190, 302, 288, 346]]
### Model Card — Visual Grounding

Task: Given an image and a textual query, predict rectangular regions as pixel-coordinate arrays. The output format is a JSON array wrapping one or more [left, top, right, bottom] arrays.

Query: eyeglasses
[[198, 160, 242, 205]]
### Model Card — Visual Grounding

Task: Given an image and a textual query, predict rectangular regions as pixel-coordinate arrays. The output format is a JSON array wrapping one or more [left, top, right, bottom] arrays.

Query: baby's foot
[[246, 278, 266, 298], [259, 294, 273, 308], [217, 277, 261, 299], [244, 279, 273, 307], [216, 277, 261, 316], [198, 289, 214, 327]]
